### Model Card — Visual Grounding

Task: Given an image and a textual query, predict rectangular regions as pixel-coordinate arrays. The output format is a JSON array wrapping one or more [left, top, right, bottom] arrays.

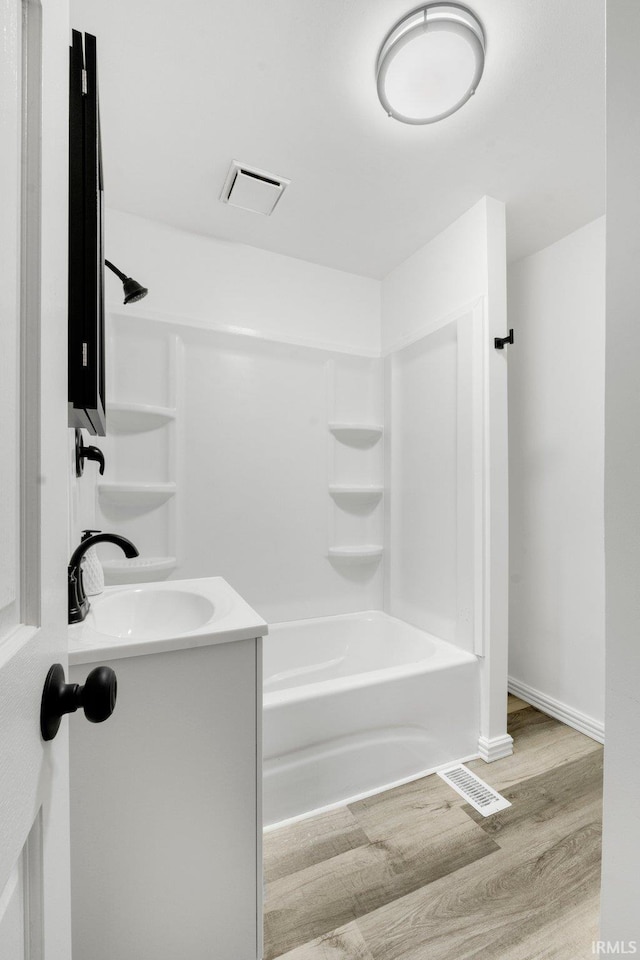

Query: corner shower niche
[[97, 313, 182, 583], [327, 357, 384, 565]]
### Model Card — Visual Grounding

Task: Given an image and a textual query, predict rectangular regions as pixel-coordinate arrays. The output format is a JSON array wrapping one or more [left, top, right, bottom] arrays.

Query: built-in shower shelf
[[102, 556, 177, 585], [328, 545, 383, 562], [107, 402, 176, 433], [97, 481, 176, 507], [329, 485, 383, 503], [328, 423, 383, 445]]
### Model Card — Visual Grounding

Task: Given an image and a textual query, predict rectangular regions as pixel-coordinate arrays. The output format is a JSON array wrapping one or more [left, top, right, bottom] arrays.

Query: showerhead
[[122, 276, 149, 304], [105, 259, 148, 305]]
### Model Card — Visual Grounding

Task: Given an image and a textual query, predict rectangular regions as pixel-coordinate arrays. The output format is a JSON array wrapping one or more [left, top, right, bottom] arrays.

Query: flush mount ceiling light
[[376, 3, 485, 125]]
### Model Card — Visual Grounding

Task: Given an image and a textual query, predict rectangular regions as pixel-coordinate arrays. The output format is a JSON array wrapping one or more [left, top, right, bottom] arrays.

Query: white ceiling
[[72, 0, 605, 279]]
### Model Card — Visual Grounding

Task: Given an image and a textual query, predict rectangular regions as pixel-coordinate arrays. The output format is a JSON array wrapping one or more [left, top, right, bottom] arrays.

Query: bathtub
[[263, 610, 479, 827]]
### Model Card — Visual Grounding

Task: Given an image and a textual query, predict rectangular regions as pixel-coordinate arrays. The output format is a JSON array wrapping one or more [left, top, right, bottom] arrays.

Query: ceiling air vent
[[220, 161, 290, 216]]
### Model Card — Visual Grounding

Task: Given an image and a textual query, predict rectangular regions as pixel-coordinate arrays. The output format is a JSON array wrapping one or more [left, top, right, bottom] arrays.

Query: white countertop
[[68, 576, 268, 666]]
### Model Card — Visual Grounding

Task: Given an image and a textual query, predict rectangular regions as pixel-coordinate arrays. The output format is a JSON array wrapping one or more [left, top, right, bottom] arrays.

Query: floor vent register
[[438, 764, 512, 816]]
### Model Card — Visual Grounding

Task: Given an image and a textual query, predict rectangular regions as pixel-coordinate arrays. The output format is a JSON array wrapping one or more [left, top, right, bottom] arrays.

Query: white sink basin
[[92, 588, 219, 640], [68, 577, 268, 665]]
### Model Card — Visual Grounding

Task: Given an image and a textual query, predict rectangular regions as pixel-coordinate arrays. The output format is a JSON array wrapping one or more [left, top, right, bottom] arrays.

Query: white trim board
[[109, 297, 488, 361], [478, 733, 514, 762], [107, 302, 380, 360], [381, 296, 484, 357], [508, 676, 605, 745]]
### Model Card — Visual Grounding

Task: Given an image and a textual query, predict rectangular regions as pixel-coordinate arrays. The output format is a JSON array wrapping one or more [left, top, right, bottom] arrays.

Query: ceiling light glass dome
[[376, 4, 486, 125]]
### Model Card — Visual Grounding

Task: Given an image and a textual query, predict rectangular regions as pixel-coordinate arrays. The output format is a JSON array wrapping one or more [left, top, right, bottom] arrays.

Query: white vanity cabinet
[[67, 579, 265, 960]]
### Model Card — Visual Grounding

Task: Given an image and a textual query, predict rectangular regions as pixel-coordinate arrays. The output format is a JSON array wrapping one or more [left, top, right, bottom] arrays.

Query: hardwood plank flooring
[[466, 707, 600, 792], [355, 821, 601, 960], [264, 817, 499, 957], [462, 750, 603, 849], [272, 922, 375, 960], [507, 696, 530, 714], [264, 697, 603, 960], [264, 807, 369, 883], [348, 769, 472, 843], [484, 895, 601, 960]]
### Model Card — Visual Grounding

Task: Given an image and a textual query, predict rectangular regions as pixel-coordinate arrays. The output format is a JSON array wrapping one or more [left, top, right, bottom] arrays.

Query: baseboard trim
[[478, 733, 514, 763], [508, 676, 605, 745]]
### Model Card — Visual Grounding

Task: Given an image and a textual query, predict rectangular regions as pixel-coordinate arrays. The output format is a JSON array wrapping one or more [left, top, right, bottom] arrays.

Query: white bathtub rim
[[264, 609, 478, 708], [268, 608, 459, 639], [264, 653, 476, 708], [269, 609, 392, 630], [263, 751, 482, 833]]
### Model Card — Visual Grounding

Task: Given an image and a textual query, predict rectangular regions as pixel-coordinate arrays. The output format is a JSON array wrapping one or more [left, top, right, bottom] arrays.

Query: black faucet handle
[[74, 428, 106, 476], [68, 567, 89, 624], [84, 444, 105, 475]]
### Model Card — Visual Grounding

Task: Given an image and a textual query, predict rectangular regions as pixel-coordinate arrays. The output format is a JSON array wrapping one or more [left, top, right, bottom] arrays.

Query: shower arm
[[104, 259, 127, 282]]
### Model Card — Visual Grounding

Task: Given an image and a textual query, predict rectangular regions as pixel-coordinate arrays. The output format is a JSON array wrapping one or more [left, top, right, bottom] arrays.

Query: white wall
[[381, 198, 492, 354], [73, 208, 384, 623], [105, 208, 380, 355], [600, 0, 640, 942], [507, 218, 606, 739], [97, 316, 383, 623], [382, 197, 511, 758]]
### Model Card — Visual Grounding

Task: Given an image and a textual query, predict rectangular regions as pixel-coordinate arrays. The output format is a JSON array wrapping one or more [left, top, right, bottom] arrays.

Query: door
[[0, 0, 72, 956]]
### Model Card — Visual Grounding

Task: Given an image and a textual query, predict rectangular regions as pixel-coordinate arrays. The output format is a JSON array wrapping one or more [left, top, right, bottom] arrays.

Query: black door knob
[[40, 663, 117, 741]]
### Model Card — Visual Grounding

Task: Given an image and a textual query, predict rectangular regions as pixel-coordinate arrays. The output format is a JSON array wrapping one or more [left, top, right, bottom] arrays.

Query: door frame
[[29, 0, 74, 951], [0, 0, 72, 956], [20, 0, 42, 628]]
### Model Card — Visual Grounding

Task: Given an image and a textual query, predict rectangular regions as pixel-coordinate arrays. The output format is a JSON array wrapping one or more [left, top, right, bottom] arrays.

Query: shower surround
[[81, 196, 510, 822]]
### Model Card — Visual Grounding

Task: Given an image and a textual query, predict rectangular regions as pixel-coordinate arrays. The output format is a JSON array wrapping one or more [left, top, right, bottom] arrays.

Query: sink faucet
[[69, 532, 139, 624]]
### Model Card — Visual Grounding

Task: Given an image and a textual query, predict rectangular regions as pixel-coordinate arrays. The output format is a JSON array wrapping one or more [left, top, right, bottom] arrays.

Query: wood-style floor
[[264, 696, 603, 960]]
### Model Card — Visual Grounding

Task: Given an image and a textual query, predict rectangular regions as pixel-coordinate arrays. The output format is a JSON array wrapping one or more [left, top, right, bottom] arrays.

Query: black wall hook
[[75, 428, 105, 477], [494, 329, 514, 350]]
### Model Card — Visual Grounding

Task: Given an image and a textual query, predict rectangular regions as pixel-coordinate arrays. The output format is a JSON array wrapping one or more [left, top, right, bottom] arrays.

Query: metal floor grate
[[438, 764, 512, 816]]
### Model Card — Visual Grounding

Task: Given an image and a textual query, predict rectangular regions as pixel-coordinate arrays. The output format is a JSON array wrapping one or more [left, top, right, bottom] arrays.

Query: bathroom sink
[[91, 587, 220, 640], [68, 576, 268, 664]]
